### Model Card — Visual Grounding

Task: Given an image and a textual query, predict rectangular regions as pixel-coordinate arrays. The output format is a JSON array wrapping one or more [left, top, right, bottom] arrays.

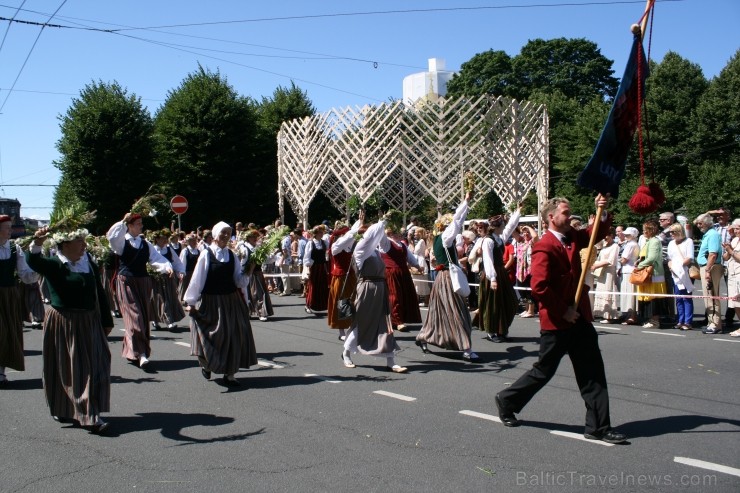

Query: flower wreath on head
[[51, 228, 89, 247], [433, 213, 453, 236]]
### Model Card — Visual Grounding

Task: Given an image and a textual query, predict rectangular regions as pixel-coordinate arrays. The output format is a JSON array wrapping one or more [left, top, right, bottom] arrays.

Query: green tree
[[54, 81, 154, 232], [643, 52, 708, 209], [684, 49, 740, 217], [255, 82, 316, 225], [153, 66, 260, 230], [446, 50, 514, 98]]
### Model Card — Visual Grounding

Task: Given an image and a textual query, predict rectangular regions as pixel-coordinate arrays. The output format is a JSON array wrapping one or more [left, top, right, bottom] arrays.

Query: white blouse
[[106, 221, 172, 274], [183, 243, 249, 306]]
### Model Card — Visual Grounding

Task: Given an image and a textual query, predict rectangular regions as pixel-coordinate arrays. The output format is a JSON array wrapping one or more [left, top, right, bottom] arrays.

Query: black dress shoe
[[201, 368, 211, 380], [223, 377, 241, 387], [495, 394, 521, 427], [584, 429, 627, 444], [415, 340, 430, 354]]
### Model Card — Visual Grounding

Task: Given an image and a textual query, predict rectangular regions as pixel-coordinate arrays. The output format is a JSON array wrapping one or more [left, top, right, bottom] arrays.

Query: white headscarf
[[211, 221, 231, 238]]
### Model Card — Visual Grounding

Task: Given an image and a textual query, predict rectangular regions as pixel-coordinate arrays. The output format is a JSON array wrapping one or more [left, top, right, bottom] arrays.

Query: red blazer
[[530, 219, 611, 331]]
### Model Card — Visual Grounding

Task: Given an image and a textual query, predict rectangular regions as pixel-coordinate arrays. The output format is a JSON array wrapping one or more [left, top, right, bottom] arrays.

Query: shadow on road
[[2, 377, 42, 390], [101, 411, 266, 444], [619, 414, 740, 438]]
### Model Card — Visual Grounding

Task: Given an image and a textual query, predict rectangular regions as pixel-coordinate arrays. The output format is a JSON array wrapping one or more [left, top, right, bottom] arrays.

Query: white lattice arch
[[277, 94, 549, 226]]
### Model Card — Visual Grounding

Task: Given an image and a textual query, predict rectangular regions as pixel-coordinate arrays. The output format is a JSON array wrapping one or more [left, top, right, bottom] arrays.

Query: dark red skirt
[[306, 263, 329, 311], [386, 267, 422, 326]]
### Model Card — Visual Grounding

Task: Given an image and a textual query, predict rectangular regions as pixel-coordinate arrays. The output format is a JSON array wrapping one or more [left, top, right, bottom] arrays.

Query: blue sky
[[0, 0, 737, 220]]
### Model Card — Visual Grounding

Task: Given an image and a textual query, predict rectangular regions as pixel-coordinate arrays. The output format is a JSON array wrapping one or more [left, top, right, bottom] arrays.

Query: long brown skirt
[[416, 270, 472, 351], [249, 269, 274, 318], [23, 281, 45, 323], [190, 291, 257, 375], [116, 275, 155, 360], [0, 285, 24, 371], [353, 278, 399, 356], [478, 269, 517, 337], [306, 264, 330, 311], [43, 308, 111, 426], [386, 267, 422, 326], [327, 271, 356, 330], [153, 275, 185, 325]]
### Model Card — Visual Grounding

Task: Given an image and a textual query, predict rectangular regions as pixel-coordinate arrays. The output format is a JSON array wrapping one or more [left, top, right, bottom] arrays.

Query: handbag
[[629, 265, 653, 285], [675, 240, 700, 281], [444, 245, 470, 297]]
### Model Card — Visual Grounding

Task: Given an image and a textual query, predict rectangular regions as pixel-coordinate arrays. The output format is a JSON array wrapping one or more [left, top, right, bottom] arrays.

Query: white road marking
[[174, 342, 190, 348], [459, 410, 502, 424], [304, 373, 341, 383], [549, 430, 614, 447], [257, 359, 284, 369], [713, 338, 740, 343], [594, 325, 622, 331], [674, 457, 740, 477], [373, 390, 416, 402], [641, 330, 685, 337]]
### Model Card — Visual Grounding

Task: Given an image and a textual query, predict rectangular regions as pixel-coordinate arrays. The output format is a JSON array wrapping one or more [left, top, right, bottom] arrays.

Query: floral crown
[[51, 228, 89, 246]]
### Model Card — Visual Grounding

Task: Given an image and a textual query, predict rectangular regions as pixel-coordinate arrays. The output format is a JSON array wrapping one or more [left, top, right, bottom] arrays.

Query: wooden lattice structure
[[277, 95, 549, 225]]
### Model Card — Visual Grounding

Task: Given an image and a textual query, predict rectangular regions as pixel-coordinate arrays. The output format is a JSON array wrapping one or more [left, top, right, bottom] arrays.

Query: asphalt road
[[1, 294, 738, 493]]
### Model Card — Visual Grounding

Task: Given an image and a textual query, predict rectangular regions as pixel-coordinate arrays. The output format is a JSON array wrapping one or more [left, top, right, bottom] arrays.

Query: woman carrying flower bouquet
[[240, 229, 275, 322], [107, 213, 173, 369], [28, 227, 113, 434]]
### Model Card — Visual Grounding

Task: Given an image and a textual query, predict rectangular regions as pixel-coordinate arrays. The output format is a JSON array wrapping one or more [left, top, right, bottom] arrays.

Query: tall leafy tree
[[54, 81, 154, 232], [446, 50, 514, 98], [153, 66, 260, 229], [684, 49, 740, 216], [255, 82, 316, 225]]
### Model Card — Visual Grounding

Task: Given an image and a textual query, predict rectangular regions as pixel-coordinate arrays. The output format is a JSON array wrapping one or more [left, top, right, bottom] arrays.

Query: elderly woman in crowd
[[184, 221, 257, 387], [0, 215, 39, 386], [28, 227, 113, 434], [416, 190, 479, 361], [634, 219, 667, 328], [107, 213, 173, 369], [619, 227, 640, 324], [723, 220, 740, 337], [666, 222, 695, 330], [591, 228, 620, 323]]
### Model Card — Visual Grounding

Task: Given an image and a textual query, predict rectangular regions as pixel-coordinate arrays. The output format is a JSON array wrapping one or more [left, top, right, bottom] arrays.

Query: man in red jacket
[[495, 195, 627, 444]]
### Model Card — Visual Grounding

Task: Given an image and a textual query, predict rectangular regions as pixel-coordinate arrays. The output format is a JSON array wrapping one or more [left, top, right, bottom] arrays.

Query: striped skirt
[[327, 271, 356, 330], [43, 308, 111, 426], [153, 275, 185, 325], [100, 266, 119, 313], [116, 275, 155, 360], [416, 270, 472, 351], [478, 269, 517, 337], [0, 286, 24, 371], [178, 271, 194, 302], [249, 269, 274, 318], [190, 291, 257, 375], [23, 281, 46, 323]]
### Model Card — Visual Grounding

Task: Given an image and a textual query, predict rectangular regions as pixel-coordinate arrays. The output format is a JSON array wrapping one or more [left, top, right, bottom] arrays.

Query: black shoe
[[113, 310, 122, 318], [486, 334, 505, 343], [495, 394, 521, 427], [223, 377, 241, 387], [151, 321, 161, 331], [415, 340, 430, 354], [201, 368, 211, 380], [584, 429, 627, 444]]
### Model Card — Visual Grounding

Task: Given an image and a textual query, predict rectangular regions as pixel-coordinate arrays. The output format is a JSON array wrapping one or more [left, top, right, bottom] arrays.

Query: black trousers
[[497, 318, 611, 435]]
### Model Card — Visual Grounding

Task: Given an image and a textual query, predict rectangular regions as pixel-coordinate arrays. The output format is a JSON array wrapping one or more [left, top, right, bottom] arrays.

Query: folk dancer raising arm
[[107, 213, 173, 369], [327, 213, 364, 341]]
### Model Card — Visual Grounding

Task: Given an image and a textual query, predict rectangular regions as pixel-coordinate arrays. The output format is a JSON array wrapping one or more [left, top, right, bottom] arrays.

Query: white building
[[402, 58, 456, 105]]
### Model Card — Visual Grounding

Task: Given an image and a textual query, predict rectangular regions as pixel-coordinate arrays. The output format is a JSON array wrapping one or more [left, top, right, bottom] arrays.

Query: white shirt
[[331, 220, 361, 256], [667, 238, 694, 292], [481, 209, 521, 281], [183, 243, 249, 306], [5, 241, 40, 283], [354, 220, 389, 271], [106, 221, 173, 274], [154, 244, 185, 275]]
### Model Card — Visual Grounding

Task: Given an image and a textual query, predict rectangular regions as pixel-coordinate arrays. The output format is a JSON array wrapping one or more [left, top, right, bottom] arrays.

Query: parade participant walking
[[381, 225, 423, 332], [152, 230, 186, 330], [495, 195, 627, 444], [342, 216, 407, 373], [178, 234, 200, 301], [241, 229, 274, 322], [477, 206, 521, 343], [415, 190, 479, 361], [107, 213, 173, 369], [184, 222, 257, 387], [327, 214, 363, 340], [0, 215, 39, 386], [21, 278, 45, 329], [28, 227, 113, 433], [303, 226, 330, 314]]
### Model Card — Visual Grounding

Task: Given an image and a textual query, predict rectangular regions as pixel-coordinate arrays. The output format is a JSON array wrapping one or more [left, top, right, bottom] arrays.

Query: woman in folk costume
[[28, 227, 112, 434], [184, 221, 257, 387], [95, 238, 121, 319], [327, 215, 364, 341], [151, 229, 186, 330], [478, 207, 521, 343], [178, 234, 200, 301], [21, 276, 45, 329], [241, 229, 274, 322], [591, 228, 621, 323], [0, 215, 39, 386], [415, 190, 480, 361], [303, 225, 330, 314], [107, 213, 173, 369], [381, 224, 423, 332], [341, 216, 407, 373]]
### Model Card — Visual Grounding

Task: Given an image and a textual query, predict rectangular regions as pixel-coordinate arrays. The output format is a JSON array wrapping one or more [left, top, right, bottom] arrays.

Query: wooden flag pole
[[572, 1, 653, 308]]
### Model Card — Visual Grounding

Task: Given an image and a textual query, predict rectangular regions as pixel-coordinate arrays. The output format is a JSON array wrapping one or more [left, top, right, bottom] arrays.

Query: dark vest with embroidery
[[184, 248, 199, 273], [118, 239, 149, 278], [433, 235, 458, 269]]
